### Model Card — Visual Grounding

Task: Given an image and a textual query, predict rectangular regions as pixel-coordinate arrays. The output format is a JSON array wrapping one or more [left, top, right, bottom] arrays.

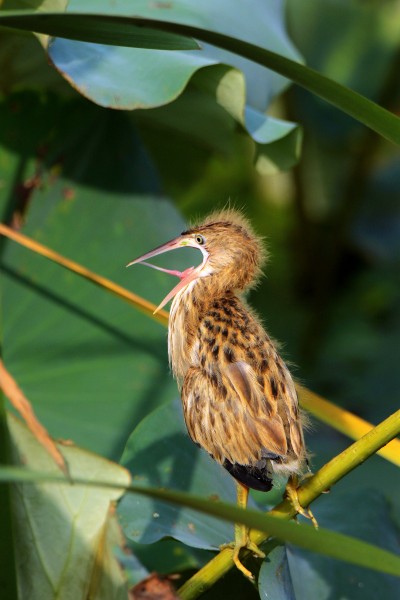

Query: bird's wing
[[223, 361, 288, 458], [268, 359, 305, 459], [181, 362, 288, 467], [278, 363, 305, 459]]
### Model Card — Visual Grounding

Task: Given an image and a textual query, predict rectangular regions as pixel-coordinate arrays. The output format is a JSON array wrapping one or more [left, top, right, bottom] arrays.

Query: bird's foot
[[220, 527, 265, 580], [285, 476, 318, 529]]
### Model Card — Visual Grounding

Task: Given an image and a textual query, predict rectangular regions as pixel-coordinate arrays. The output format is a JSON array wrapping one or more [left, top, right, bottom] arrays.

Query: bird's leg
[[284, 474, 318, 528], [220, 482, 265, 580]]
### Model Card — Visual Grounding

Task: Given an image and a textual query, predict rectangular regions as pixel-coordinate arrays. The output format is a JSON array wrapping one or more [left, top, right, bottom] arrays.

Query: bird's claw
[[285, 476, 318, 529], [220, 537, 265, 580]]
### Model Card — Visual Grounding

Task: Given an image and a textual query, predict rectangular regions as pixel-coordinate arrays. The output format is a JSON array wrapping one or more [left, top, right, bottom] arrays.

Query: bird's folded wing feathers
[[181, 361, 288, 466], [224, 361, 288, 458]]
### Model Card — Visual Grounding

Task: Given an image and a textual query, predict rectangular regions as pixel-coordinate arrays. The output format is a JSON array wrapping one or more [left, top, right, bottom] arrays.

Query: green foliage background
[[0, 1, 399, 599]]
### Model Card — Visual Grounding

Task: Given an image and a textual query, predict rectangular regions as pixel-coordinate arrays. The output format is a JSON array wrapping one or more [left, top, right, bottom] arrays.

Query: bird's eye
[[195, 234, 205, 245]]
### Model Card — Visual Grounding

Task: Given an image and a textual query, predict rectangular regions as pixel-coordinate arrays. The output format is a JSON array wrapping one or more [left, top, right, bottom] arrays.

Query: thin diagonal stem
[[178, 409, 400, 599], [0, 223, 169, 325]]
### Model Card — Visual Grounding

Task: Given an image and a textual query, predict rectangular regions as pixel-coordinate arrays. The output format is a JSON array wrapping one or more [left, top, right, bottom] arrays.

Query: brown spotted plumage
[[128, 209, 312, 579]]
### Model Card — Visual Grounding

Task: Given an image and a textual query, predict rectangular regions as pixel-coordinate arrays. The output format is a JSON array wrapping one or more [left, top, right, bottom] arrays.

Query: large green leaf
[[62, 0, 299, 104], [0, 92, 189, 459], [0, 1, 303, 174], [2, 0, 300, 102], [55, 0, 302, 175], [7, 414, 131, 600]]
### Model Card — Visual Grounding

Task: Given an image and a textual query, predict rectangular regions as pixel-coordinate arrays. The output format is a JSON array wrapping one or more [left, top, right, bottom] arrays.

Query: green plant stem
[[178, 409, 400, 599]]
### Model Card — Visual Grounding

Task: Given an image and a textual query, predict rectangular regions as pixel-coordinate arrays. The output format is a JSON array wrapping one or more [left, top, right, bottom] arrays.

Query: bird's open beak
[[127, 236, 208, 314]]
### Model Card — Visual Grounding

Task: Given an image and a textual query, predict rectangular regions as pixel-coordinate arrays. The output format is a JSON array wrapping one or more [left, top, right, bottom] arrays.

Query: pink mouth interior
[[140, 261, 194, 280], [138, 261, 197, 314]]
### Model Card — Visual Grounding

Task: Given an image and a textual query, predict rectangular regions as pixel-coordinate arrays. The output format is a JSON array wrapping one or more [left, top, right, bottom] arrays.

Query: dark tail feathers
[[223, 459, 273, 492]]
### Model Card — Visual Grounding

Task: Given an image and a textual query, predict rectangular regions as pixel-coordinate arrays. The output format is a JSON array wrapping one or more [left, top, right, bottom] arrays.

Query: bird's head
[[127, 209, 266, 313]]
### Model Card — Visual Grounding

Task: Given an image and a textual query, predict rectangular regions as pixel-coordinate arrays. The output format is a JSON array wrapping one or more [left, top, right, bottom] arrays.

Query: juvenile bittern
[[128, 209, 311, 579]]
